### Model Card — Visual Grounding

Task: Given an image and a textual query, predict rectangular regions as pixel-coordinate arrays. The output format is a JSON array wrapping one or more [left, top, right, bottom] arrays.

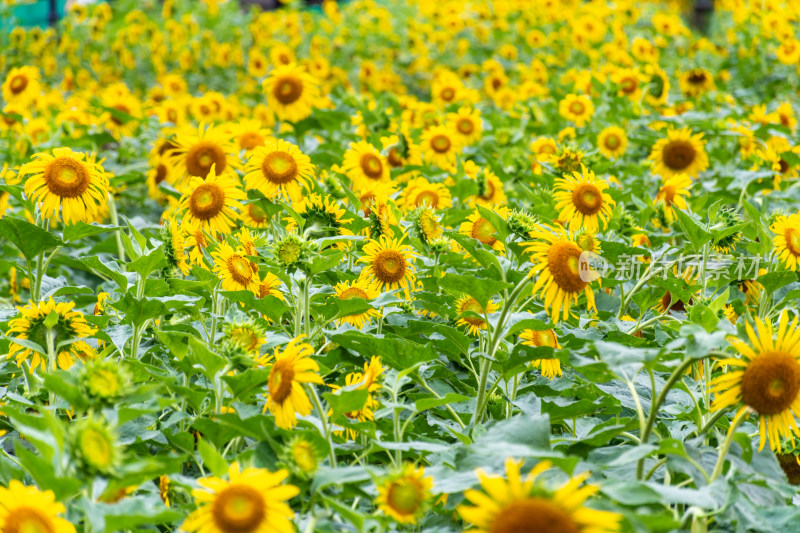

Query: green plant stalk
[[107, 193, 126, 266], [45, 327, 56, 410], [471, 277, 531, 425], [636, 356, 701, 479], [307, 384, 337, 467], [710, 411, 747, 481]]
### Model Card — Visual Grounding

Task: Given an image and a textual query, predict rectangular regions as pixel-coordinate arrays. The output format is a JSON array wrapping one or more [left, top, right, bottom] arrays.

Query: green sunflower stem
[[307, 384, 337, 468], [710, 412, 747, 481], [45, 327, 56, 410], [636, 356, 701, 479], [108, 192, 126, 267]]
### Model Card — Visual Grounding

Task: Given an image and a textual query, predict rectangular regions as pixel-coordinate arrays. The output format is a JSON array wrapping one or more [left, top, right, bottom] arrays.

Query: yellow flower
[[558, 94, 594, 127], [448, 106, 483, 145], [455, 295, 499, 336], [400, 177, 452, 211], [597, 126, 628, 159], [679, 68, 715, 98], [178, 166, 246, 235], [212, 241, 260, 294], [182, 463, 299, 533], [458, 458, 622, 533], [340, 140, 390, 190], [2, 66, 40, 105], [711, 312, 800, 452], [520, 329, 562, 379], [243, 138, 314, 202], [0, 480, 76, 533], [21, 147, 109, 224], [376, 464, 433, 524], [334, 278, 381, 329], [655, 173, 692, 224], [771, 213, 800, 271], [169, 123, 239, 188], [358, 235, 417, 294], [459, 208, 507, 252], [6, 298, 97, 372], [649, 127, 709, 179], [553, 165, 615, 233], [263, 63, 320, 123], [258, 337, 324, 429], [229, 118, 272, 154], [521, 225, 598, 323], [420, 125, 461, 171]]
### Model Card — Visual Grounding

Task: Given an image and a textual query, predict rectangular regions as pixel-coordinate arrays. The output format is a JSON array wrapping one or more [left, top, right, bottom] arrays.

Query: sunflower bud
[[71, 418, 121, 476], [80, 359, 130, 405], [507, 209, 539, 239]]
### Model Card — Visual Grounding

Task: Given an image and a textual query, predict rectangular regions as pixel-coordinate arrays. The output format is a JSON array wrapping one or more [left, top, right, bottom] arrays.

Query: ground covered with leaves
[[1, 0, 800, 531]]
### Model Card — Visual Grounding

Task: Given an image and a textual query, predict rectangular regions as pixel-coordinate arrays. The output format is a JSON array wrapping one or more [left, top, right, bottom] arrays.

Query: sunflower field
[[2, 0, 800, 531]]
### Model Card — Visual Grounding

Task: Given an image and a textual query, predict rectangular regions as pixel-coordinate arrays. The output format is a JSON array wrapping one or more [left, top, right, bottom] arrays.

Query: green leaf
[[439, 272, 512, 308], [197, 438, 229, 478], [0, 217, 62, 261], [323, 387, 369, 419], [673, 209, 712, 251], [62, 222, 122, 243], [415, 393, 469, 413], [757, 271, 797, 294], [331, 331, 439, 370], [127, 247, 167, 279], [188, 337, 227, 379]]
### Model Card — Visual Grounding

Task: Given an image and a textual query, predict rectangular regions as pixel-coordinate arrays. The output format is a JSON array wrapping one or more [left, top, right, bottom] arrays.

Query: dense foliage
[[1, 0, 800, 531]]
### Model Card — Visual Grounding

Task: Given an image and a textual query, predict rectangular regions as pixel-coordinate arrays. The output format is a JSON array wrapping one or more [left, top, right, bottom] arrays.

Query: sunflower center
[[604, 134, 620, 150], [661, 185, 676, 206], [387, 148, 404, 168], [620, 77, 637, 93], [741, 351, 800, 415], [569, 101, 585, 115], [387, 481, 423, 516], [155, 163, 168, 184], [431, 134, 452, 153], [43, 157, 91, 199], [227, 255, 254, 286], [471, 218, 497, 245], [262, 151, 299, 184], [785, 228, 800, 256], [212, 484, 266, 533], [9, 74, 29, 94], [3, 506, 57, 533], [460, 298, 485, 326], [538, 330, 557, 348], [186, 141, 227, 178], [415, 190, 440, 207], [440, 87, 456, 101], [660, 291, 687, 312], [688, 72, 707, 85], [373, 249, 407, 284], [111, 104, 130, 126], [572, 183, 603, 215], [547, 241, 587, 293], [268, 358, 296, 404], [575, 233, 594, 251], [248, 203, 268, 224], [79, 427, 113, 468], [189, 183, 225, 220], [662, 140, 696, 171], [457, 118, 475, 135], [239, 131, 265, 151], [360, 153, 384, 179], [489, 497, 579, 533], [779, 159, 790, 174], [339, 287, 369, 300], [273, 76, 303, 105]]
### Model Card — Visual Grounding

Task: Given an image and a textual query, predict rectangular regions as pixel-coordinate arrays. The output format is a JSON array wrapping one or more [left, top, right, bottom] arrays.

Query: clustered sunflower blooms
[[0, 0, 800, 530]]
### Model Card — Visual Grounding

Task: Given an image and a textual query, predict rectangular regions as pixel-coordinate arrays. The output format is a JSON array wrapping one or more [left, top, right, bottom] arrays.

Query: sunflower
[[165, 217, 190, 276], [553, 166, 615, 233], [21, 147, 109, 224], [334, 278, 381, 329], [2, 66, 40, 105], [263, 63, 320, 123], [458, 458, 622, 533], [186, 228, 210, 265], [182, 463, 299, 533], [448, 106, 483, 146], [146, 155, 175, 201], [178, 166, 246, 235], [459, 208, 508, 252], [655, 173, 692, 224], [225, 318, 267, 355], [258, 337, 324, 429], [340, 140, 390, 191], [229, 118, 272, 154], [212, 241, 260, 294], [679, 68, 715, 97], [241, 202, 271, 229], [468, 166, 507, 207], [169, 124, 239, 188], [258, 272, 286, 301], [400, 177, 453, 211], [358, 235, 417, 294], [597, 126, 628, 159], [6, 298, 97, 372], [243, 138, 314, 202], [376, 464, 433, 525], [771, 213, 800, 271], [420, 125, 461, 171], [643, 64, 670, 107], [711, 312, 800, 452], [649, 127, 709, 179], [455, 295, 500, 336], [0, 481, 75, 533], [101, 91, 142, 139], [558, 94, 594, 127], [520, 329, 562, 379], [522, 225, 598, 323], [330, 370, 381, 440]]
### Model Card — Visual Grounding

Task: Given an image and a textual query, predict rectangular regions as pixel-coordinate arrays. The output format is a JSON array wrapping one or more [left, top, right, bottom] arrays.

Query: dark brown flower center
[[44, 157, 91, 198], [373, 250, 407, 284], [489, 498, 579, 533], [547, 241, 587, 293], [261, 151, 299, 184], [212, 484, 266, 533], [186, 141, 227, 178], [360, 153, 384, 179], [662, 140, 696, 171], [273, 76, 303, 105], [189, 183, 225, 220], [571, 183, 603, 215], [741, 351, 800, 415]]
